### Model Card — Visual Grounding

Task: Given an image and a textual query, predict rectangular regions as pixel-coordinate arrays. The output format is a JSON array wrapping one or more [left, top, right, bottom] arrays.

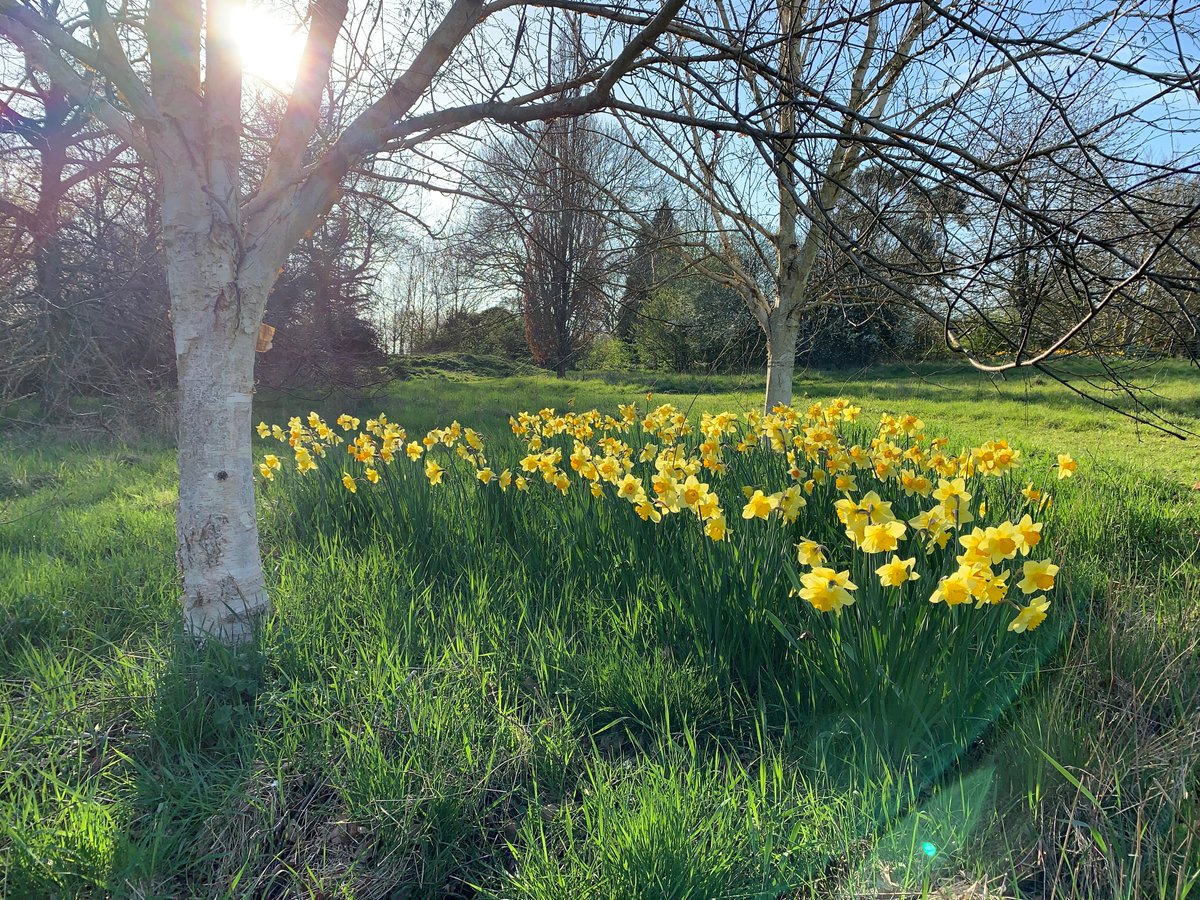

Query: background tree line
[[7, 103, 1193, 413]]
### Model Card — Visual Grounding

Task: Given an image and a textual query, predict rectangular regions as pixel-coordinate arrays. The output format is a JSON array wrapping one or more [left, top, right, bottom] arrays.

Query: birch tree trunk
[[763, 311, 799, 412], [160, 147, 274, 639], [170, 255, 272, 640], [174, 302, 267, 640]]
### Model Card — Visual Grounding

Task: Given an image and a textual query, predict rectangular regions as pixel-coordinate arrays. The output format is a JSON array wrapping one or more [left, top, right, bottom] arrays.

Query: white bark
[[172, 267, 271, 641], [764, 313, 800, 412], [160, 147, 272, 641], [175, 320, 267, 641]]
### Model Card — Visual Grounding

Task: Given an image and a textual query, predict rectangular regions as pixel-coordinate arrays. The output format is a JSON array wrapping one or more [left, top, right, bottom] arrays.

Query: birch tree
[[621, 0, 1200, 413], [0, 0, 688, 642]]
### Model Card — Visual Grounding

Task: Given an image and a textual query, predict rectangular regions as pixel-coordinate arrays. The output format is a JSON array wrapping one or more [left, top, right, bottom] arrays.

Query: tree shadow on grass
[[102, 624, 517, 899]]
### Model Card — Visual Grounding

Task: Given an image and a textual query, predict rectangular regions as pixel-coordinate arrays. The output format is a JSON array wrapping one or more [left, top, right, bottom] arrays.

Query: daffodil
[[679, 475, 710, 510], [342, 473, 357, 493], [980, 521, 1021, 563], [264, 399, 1063, 637], [617, 473, 644, 503], [1008, 596, 1050, 632], [704, 515, 727, 541], [976, 570, 1009, 605], [958, 527, 989, 564], [635, 499, 662, 522], [741, 489, 778, 520], [859, 520, 906, 554], [796, 539, 825, 567], [933, 477, 971, 506], [1018, 559, 1059, 594], [295, 446, 317, 474], [1014, 514, 1043, 553], [1056, 454, 1077, 479], [795, 566, 857, 614], [930, 567, 977, 606], [876, 556, 919, 587], [900, 470, 932, 497], [932, 478, 974, 526], [778, 485, 806, 522]]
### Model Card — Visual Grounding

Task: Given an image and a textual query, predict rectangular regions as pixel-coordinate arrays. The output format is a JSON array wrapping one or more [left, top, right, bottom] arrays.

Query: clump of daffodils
[[256, 398, 1074, 635]]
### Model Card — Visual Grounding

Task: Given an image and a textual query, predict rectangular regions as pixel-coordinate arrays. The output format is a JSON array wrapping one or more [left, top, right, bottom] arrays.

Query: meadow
[[1, 360, 1198, 898]]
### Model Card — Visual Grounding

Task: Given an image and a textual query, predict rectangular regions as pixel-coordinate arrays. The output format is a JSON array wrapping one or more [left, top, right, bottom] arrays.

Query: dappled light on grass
[[855, 764, 998, 895]]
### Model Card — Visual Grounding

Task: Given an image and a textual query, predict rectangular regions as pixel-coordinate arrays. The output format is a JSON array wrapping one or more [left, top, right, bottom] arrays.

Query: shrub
[[579, 335, 633, 372]]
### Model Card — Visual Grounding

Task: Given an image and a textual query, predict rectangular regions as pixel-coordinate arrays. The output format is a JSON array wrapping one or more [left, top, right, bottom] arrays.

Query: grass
[[2, 361, 1198, 898]]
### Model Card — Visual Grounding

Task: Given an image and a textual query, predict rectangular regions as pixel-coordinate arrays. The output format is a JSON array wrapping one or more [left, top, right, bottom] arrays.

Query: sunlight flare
[[229, 2, 307, 87]]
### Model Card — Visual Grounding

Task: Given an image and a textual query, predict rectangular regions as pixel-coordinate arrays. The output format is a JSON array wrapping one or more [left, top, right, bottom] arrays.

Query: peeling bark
[[172, 270, 271, 641]]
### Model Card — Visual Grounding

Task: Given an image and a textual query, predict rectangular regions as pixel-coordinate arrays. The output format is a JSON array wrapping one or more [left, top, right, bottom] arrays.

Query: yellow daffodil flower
[[1056, 453, 1077, 479], [859, 520, 906, 554], [741, 489, 778, 520], [635, 499, 662, 522], [795, 566, 857, 614], [704, 515, 727, 541], [930, 567, 976, 606], [1008, 596, 1050, 632], [1018, 559, 1059, 594], [876, 555, 919, 587], [796, 539, 825, 567]]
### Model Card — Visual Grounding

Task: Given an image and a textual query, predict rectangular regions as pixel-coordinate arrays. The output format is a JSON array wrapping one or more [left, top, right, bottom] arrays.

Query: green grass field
[[2, 361, 1198, 898]]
